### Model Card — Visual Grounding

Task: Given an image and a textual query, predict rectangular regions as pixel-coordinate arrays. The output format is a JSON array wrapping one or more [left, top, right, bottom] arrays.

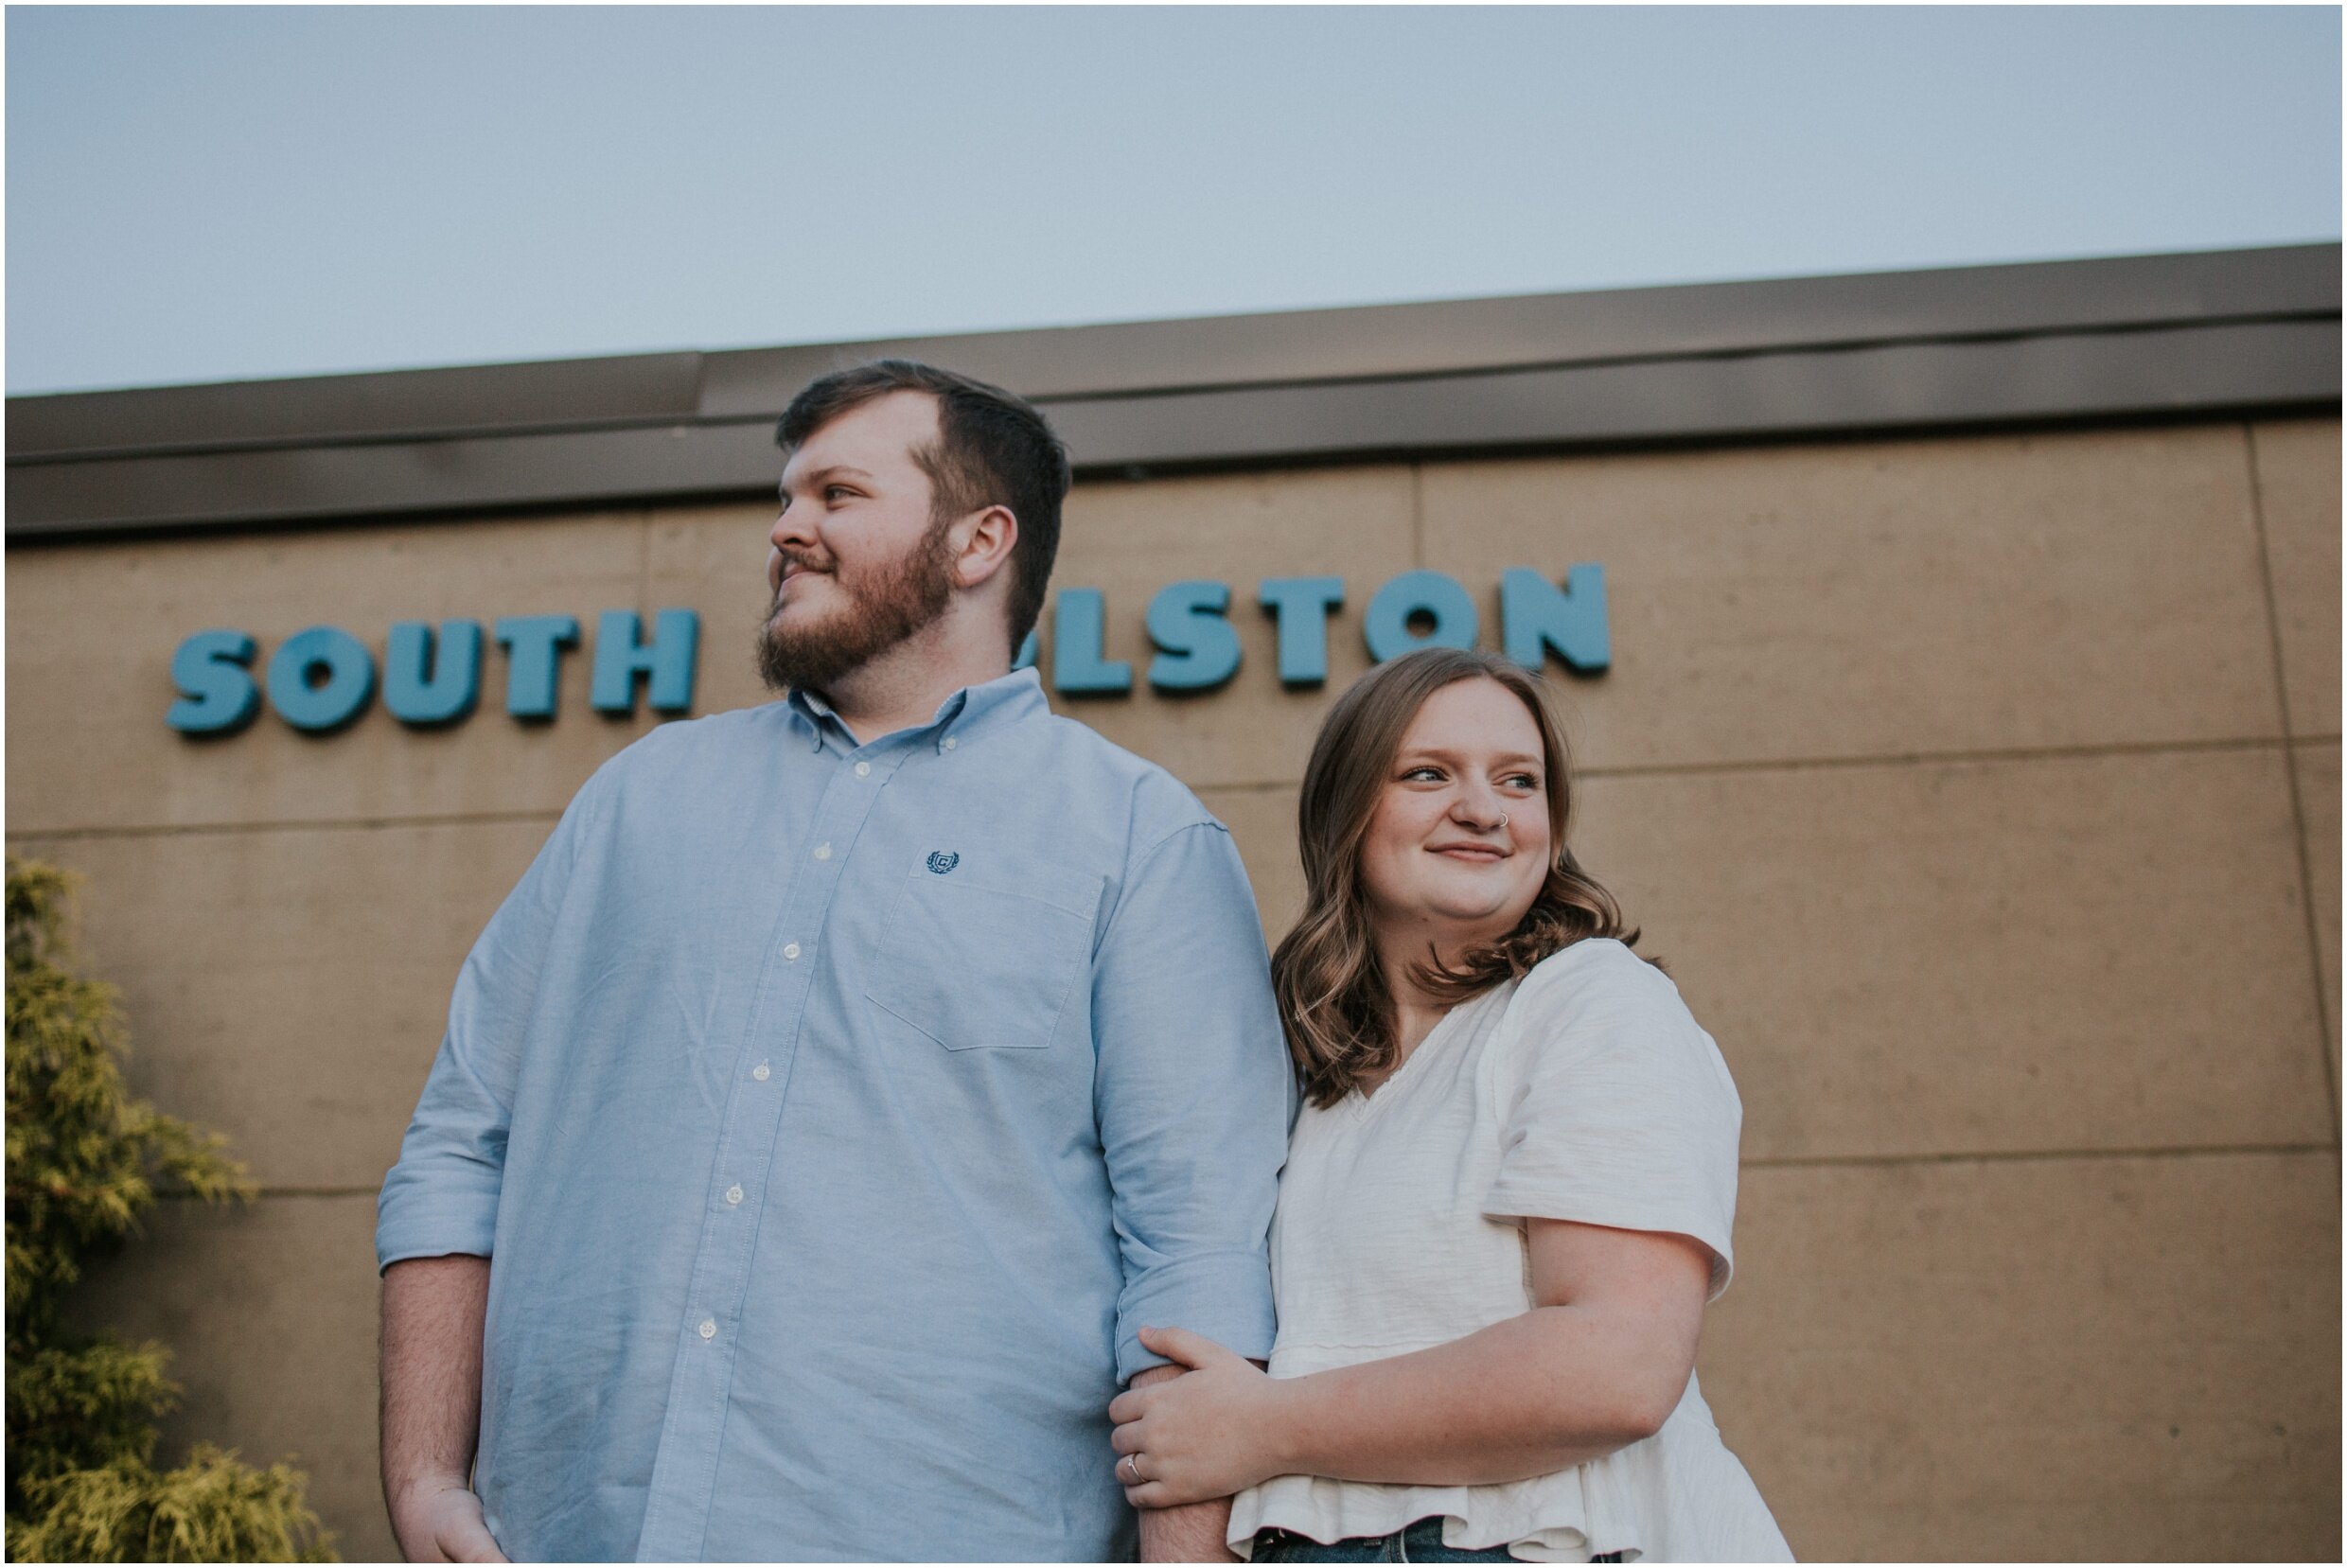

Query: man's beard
[[755, 517, 958, 696]]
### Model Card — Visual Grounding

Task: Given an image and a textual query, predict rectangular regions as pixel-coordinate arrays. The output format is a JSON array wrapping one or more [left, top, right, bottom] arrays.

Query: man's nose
[[769, 504, 817, 555]]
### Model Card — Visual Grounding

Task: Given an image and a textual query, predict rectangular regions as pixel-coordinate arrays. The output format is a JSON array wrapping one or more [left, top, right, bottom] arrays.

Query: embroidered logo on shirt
[[926, 851, 960, 875]]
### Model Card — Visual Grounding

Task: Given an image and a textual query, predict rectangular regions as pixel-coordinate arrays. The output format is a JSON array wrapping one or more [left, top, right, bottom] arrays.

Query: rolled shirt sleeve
[[1480, 941, 1744, 1299], [375, 779, 599, 1272], [1091, 820, 1295, 1383]]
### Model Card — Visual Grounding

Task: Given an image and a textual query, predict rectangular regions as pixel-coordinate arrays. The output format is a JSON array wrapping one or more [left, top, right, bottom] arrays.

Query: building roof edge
[[8, 243, 2338, 538]]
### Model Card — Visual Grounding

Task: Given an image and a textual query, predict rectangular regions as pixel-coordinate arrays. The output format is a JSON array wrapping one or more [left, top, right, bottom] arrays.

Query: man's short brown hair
[[776, 361, 1071, 656]]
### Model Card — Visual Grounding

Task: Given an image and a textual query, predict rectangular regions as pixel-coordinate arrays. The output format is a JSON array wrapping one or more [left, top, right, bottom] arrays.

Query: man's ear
[[953, 505, 1019, 590]]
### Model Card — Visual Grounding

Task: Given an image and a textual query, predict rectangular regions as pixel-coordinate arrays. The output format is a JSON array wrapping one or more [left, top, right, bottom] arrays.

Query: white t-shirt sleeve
[[1480, 940, 1744, 1298]]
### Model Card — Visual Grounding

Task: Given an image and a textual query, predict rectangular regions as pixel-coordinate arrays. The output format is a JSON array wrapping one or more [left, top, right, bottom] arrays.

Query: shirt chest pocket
[[863, 863, 1097, 1049]]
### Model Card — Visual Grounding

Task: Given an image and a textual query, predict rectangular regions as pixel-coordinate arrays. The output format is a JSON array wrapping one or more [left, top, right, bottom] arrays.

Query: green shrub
[[6, 858, 334, 1561]]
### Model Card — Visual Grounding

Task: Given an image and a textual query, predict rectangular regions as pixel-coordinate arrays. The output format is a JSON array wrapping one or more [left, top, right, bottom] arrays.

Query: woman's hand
[[1108, 1326, 1292, 1508]]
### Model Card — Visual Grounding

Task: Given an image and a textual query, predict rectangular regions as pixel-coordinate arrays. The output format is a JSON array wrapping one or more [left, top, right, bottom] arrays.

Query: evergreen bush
[[6, 857, 335, 1561]]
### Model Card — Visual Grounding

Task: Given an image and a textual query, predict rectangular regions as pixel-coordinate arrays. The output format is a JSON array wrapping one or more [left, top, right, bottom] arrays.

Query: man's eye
[[825, 485, 856, 502]]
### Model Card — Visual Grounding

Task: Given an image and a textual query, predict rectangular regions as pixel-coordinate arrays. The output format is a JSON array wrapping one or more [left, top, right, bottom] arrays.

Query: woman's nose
[[1451, 785, 1508, 833]]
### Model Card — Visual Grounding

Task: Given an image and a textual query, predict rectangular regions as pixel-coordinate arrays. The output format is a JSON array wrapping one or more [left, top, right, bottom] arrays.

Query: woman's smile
[[1427, 840, 1509, 862]]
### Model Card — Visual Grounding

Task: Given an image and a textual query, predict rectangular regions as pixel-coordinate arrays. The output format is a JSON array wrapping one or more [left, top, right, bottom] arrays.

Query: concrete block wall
[[11, 418, 2337, 1560]]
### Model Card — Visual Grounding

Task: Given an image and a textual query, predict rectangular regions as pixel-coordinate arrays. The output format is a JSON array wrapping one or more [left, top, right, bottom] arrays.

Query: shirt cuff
[[1114, 1248, 1278, 1384], [375, 1168, 500, 1273]]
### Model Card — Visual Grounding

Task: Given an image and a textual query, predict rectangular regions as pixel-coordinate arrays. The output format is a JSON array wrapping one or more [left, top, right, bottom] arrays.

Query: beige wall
[[12, 418, 2338, 1561]]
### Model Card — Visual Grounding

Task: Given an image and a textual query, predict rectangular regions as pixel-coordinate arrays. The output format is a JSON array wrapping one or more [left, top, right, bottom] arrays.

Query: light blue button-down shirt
[[377, 669, 1293, 1561]]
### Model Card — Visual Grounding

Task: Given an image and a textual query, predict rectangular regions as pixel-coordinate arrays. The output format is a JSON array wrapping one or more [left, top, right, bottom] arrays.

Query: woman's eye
[[1401, 766, 1443, 782], [1504, 773, 1541, 790]]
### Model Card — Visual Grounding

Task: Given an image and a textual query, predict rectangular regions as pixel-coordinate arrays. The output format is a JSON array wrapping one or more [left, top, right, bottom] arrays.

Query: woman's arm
[[1109, 1217, 1712, 1507]]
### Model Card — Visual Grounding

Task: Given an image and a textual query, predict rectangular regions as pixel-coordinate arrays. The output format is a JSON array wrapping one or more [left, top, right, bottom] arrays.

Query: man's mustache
[[768, 549, 837, 610]]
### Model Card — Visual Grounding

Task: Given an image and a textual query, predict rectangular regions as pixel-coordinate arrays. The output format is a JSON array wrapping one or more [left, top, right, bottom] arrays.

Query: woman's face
[[1358, 677, 1554, 949]]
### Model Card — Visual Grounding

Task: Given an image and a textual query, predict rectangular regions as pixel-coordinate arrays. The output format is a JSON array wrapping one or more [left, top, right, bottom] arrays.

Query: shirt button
[[783, 943, 801, 960], [752, 1062, 771, 1082], [725, 1184, 744, 1207], [943, 737, 957, 751], [854, 761, 872, 778], [813, 843, 832, 861], [697, 1318, 716, 1341]]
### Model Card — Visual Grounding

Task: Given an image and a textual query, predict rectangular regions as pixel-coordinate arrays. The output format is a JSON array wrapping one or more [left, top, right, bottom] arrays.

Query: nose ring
[[1498, 813, 1509, 828]]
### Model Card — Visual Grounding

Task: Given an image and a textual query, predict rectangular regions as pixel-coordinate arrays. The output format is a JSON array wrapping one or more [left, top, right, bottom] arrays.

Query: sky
[[6, 5, 2340, 396]]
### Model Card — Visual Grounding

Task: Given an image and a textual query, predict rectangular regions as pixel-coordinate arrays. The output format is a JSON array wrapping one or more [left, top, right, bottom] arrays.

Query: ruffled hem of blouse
[[1226, 1459, 1646, 1563]]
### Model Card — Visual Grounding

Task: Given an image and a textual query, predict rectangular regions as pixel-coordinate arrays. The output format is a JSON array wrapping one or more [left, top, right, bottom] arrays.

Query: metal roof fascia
[[695, 242, 2344, 415], [4, 421, 782, 536], [9, 314, 2337, 540], [6, 352, 710, 461], [7, 243, 2337, 467], [1047, 318, 2342, 468]]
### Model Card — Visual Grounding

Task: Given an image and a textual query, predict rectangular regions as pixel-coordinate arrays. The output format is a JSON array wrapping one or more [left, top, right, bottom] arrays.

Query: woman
[[1108, 648, 1789, 1562]]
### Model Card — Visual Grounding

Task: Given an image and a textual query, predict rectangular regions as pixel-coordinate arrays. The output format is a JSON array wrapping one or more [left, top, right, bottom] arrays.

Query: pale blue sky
[[7, 5, 2339, 395]]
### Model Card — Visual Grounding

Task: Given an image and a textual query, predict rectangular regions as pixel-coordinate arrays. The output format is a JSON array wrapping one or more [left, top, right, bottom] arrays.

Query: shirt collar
[[786, 666, 1048, 755]]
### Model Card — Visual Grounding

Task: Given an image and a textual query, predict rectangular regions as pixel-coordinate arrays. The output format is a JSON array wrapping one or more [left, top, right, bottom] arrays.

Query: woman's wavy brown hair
[[1271, 647, 1648, 1107]]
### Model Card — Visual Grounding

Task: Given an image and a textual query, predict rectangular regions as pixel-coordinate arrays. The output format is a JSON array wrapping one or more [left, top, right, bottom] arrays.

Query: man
[[378, 361, 1292, 1562]]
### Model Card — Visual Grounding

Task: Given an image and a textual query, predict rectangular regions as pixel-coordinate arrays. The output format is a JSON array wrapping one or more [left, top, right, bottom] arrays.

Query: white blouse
[[1226, 940, 1791, 1562]]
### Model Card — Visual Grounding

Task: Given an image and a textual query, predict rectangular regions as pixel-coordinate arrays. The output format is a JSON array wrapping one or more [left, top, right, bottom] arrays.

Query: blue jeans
[[1250, 1518, 1629, 1562]]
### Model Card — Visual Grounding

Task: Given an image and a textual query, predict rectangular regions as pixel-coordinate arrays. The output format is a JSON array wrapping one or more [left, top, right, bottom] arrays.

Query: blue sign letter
[[383, 620, 483, 726], [1501, 565, 1609, 674], [1364, 571, 1477, 662], [267, 625, 376, 732], [496, 615, 580, 719], [1258, 576, 1345, 687], [1051, 589, 1132, 695], [1147, 581, 1242, 693], [591, 608, 699, 715], [167, 629, 261, 734]]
